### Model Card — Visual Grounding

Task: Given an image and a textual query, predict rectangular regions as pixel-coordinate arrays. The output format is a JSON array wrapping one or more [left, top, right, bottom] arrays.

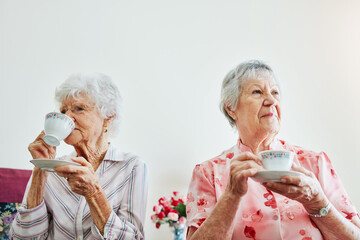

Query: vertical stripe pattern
[[10, 143, 148, 240]]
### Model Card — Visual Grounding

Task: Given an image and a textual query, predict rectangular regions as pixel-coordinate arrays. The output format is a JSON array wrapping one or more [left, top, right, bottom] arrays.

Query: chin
[[262, 124, 280, 135], [64, 135, 81, 146]]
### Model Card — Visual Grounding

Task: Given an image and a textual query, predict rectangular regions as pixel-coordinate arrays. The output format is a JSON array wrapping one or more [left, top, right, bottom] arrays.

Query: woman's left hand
[[263, 164, 329, 214], [54, 157, 101, 199]]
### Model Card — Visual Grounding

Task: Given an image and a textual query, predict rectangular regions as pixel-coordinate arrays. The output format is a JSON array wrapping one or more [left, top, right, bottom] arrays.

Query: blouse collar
[[237, 138, 286, 153]]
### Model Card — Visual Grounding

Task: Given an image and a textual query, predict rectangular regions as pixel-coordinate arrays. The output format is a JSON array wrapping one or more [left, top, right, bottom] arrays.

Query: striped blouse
[[10, 143, 148, 240]]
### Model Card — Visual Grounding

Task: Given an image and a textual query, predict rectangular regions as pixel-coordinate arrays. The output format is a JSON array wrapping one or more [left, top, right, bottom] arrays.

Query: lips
[[262, 113, 275, 118]]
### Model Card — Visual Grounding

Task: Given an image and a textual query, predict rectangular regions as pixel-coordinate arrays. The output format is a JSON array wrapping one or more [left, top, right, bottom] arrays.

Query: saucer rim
[[251, 170, 303, 183], [30, 159, 81, 171]]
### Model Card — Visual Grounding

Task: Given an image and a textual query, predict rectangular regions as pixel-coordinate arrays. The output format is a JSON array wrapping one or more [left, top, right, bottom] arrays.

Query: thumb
[[71, 157, 90, 167]]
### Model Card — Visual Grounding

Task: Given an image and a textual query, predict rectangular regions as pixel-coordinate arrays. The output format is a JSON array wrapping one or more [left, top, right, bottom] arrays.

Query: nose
[[63, 109, 76, 121], [263, 93, 277, 106]]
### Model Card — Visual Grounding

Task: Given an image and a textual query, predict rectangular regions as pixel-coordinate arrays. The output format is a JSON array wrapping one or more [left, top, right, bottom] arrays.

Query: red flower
[[158, 197, 165, 205], [197, 198, 207, 207], [171, 197, 179, 206], [169, 209, 178, 214], [164, 206, 172, 215], [156, 222, 160, 229], [244, 226, 256, 239], [264, 190, 277, 209], [197, 218, 206, 226], [226, 152, 234, 159], [297, 150, 304, 154], [342, 211, 356, 220], [173, 191, 179, 196], [157, 211, 165, 219], [213, 158, 227, 165]]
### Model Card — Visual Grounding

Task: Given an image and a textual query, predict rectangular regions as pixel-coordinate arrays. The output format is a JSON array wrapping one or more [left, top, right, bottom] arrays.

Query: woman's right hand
[[28, 131, 56, 160], [225, 152, 263, 196]]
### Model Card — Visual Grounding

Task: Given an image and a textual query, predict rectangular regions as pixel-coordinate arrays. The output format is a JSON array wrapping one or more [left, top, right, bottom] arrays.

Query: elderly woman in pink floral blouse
[[186, 60, 360, 239]]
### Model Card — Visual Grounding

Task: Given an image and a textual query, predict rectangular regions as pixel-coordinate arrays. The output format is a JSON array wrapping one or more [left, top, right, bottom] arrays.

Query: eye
[[272, 90, 280, 95], [74, 106, 84, 112], [252, 89, 262, 94]]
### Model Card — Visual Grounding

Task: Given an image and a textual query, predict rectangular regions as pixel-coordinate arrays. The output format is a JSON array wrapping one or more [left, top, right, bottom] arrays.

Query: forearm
[[189, 191, 241, 240], [86, 186, 112, 236], [26, 168, 48, 209], [312, 207, 360, 240]]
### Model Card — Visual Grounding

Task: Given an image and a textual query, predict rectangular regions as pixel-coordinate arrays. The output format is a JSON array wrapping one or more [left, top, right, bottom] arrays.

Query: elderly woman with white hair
[[10, 73, 148, 239], [186, 60, 360, 239]]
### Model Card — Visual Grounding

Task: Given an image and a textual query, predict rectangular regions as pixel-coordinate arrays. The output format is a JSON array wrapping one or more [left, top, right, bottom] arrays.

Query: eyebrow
[[247, 83, 280, 89]]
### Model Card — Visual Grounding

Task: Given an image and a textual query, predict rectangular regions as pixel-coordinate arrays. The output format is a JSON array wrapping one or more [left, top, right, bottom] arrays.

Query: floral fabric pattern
[[0, 202, 20, 239], [186, 139, 358, 240]]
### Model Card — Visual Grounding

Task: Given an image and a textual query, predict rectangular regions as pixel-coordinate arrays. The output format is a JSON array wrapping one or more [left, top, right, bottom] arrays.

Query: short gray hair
[[55, 72, 123, 137], [219, 60, 278, 128]]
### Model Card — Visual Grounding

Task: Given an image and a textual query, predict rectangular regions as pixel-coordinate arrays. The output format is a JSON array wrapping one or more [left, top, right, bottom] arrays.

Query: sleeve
[[9, 174, 50, 240], [186, 163, 217, 229], [93, 160, 148, 240], [317, 152, 358, 220]]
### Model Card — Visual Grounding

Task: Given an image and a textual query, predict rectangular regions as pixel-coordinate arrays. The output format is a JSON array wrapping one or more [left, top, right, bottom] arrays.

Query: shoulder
[[191, 145, 235, 183], [279, 139, 323, 159], [278, 139, 331, 173], [195, 145, 234, 169], [108, 144, 147, 169]]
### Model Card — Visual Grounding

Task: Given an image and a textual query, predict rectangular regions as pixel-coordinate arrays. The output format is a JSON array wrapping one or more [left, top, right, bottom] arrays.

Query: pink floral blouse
[[186, 139, 358, 240]]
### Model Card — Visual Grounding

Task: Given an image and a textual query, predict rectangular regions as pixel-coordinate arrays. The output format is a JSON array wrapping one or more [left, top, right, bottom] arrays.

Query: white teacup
[[259, 150, 294, 171], [43, 112, 75, 146]]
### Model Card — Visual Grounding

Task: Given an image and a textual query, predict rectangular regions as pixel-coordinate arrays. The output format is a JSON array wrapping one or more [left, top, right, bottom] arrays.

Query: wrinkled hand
[[54, 157, 101, 199], [226, 152, 263, 196], [28, 131, 56, 160], [264, 164, 328, 214]]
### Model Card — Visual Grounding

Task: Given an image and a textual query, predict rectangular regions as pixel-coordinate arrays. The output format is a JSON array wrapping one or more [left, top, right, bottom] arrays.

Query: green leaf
[[173, 202, 187, 218]]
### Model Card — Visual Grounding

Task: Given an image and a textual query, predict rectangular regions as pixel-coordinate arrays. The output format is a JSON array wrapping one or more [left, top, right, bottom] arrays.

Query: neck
[[73, 138, 109, 171], [238, 130, 276, 155]]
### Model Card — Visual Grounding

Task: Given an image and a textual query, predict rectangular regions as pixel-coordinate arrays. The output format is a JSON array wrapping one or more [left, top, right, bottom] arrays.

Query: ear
[[225, 106, 237, 121], [103, 114, 116, 128]]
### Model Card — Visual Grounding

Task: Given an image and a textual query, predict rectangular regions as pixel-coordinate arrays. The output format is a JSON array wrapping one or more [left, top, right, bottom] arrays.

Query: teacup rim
[[45, 112, 75, 128], [259, 150, 294, 156], [45, 111, 70, 118]]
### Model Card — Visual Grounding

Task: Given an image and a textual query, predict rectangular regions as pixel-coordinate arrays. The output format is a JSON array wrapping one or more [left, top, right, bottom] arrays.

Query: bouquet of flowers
[[0, 203, 20, 239], [151, 191, 187, 229]]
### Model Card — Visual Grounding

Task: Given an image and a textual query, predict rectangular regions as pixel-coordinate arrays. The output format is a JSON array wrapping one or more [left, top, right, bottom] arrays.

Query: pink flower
[[168, 212, 179, 221], [153, 205, 162, 214], [151, 214, 157, 222], [179, 216, 187, 224], [178, 195, 187, 204]]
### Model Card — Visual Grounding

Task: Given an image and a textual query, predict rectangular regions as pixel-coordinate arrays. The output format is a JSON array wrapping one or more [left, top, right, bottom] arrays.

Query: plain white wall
[[1, 0, 360, 239]]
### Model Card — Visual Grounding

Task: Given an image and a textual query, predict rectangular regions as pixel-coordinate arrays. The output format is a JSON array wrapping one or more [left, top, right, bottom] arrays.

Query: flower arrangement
[[151, 191, 187, 229], [0, 202, 20, 239]]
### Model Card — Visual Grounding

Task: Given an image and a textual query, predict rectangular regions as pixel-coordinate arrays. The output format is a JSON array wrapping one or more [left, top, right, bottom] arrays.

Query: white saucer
[[251, 170, 304, 183], [30, 159, 81, 172]]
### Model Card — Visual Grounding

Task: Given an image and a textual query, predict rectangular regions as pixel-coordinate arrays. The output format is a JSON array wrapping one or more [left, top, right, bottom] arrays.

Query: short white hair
[[55, 72, 123, 137], [220, 60, 279, 128]]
